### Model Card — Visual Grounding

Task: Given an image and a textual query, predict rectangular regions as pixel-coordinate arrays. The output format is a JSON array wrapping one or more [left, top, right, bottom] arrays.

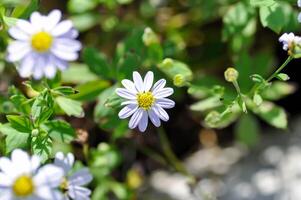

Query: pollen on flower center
[[13, 175, 35, 197], [137, 92, 155, 110], [31, 32, 53, 52], [60, 177, 69, 192]]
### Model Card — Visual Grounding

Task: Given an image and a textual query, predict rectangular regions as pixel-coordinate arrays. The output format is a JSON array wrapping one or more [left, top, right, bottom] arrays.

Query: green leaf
[[42, 120, 75, 143], [276, 73, 290, 81], [62, 63, 98, 84], [117, 52, 140, 80], [253, 102, 287, 129], [68, 0, 97, 14], [31, 90, 54, 125], [32, 136, 52, 162], [83, 47, 111, 79], [52, 86, 78, 96], [235, 114, 260, 147], [56, 96, 84, 117], [71, 80, 111, 101], [250, 0, 276, 7], [19, 0, 38, 19], [6, 115, 32, 133], [261, 81, 296, 100], [0, 124, 29, 154], [190, 97, 222, 112], [70, 13, 100, 32], [253, 93, 263, 106], [259, 3, 285, 33]]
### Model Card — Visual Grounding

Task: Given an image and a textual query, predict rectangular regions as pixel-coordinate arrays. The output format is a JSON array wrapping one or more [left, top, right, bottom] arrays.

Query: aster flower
[[0, 149, 64, 200], [116, 71, 175, 132], [54, 152, 93, 200], [6, 9, 81, 79], [298, 0, 301, 7], [279, 33, 301, 51]]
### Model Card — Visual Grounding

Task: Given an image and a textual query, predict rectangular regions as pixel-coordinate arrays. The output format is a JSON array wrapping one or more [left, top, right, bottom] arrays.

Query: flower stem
[[266, 56, 293, 82]]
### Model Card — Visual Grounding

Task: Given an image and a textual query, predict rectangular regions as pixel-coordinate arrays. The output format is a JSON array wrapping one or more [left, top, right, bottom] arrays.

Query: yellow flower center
[[13, 175, 35, 197], [137, 92, 155, 110], [60, 177, 69, 192], [31, 32, 53, 52]]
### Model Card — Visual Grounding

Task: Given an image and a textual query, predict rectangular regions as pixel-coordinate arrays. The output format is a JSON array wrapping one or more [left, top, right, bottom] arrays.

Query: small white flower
[[298, 0, 301, 7], [116, 71, 175, 132], [279, 32, 301, 51], [0, 149, 64, 200], [54, 152, 93, 200], [6, 9, 81, 79]]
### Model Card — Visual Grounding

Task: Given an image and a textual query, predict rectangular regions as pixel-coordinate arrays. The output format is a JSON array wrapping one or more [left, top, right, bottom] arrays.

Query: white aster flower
[[116, 71, 175, 132], [298, 0, 301, 7], [0, 149, 64, 200], [279, 32, 301, 51], [6, 9, 81, 79], [54, 152, 93, 200]]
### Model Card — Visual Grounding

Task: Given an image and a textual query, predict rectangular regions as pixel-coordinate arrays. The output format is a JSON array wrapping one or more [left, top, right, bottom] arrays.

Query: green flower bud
[[224, 68, 239, 82], [173, 74, 185, 87], [142, 27, 159, 46], [160, 58, 173, 69], [31, 129, 39, 137]]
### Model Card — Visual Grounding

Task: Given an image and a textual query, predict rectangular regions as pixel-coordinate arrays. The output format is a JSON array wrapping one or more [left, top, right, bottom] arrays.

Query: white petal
[[153, 105, 169, 122], [68, 186, 91, 200], [54, 152, 74, 174], [0, 158, 16, 178], [121, 100, 137, 106], [34, 164, 64, 188], [30, 11, 44, 30], [298, 0, 301, 7], [69, 168, 93, 186], [143, 71, 154, 92], [50, 55, 68, 70], [44, 63, 57, 78], [121, 79, 138, 94], [133, 71, 144, 92], [156, 98, 175, 109], [148, 109, 161, 127], [129, 108, 144, 129], [0, 189, 13, 200], [7, 41, 29, 54], [118, 104, 138, 119], [11, 149, 32, 175], [53, 38, 81, 52], [8, 27, 30, 40], [51, 20, 73, 37], [0, 173, 13, 186], [138, 111, 148, 132], [18, 54, 35, 78], [51, 47, 78, 61], [45, 9, 62, 31], [35, 186, 64, 200], [298, 13, 301, 23], [6, 45, 30, 62], [59, 29, 79, 39], [16, 19, 37, 34], [116, 88, 136, 99], [151, 79, 166, 94], [32, 56, 46, 79], [30, 155, 41, 173], [153, 88, 174, 98]]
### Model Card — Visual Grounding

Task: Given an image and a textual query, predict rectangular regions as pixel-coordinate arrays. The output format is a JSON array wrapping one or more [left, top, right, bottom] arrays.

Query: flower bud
[[224, 67, 239, 82], [173, 74, 185, 87], [31, 129, 39, 137], [142, 27, 159, 46], [161, 58, 173, 69]]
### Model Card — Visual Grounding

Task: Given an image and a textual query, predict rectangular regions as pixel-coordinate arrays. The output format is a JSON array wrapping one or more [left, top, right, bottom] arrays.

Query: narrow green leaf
[[56, 96, 84, 117]]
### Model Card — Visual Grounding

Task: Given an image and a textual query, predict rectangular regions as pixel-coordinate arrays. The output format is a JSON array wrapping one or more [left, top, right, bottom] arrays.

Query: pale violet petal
[[156, 98, 175, 109], [6, 46, 30, 62], [11, 149, 32, 175], [16, 19, 37, 34], [7, 41, 29, 54], [143, 71, 154, 92], [116, 88, 136, 100], [51, 55, 68, 70], [129, 108, 144, 129], [121, 100, 137, 106], [298, 0, 301, 7], [59, 29, 79, 39], [18, 54, 35, 78], [34, 164, 64, 188], [54, 152, 74, 174], [138, 111, 148, 132], [8, 27, 30, 40], [0, 173, 13, 186], [148, 109, 161, 127], [30, 155, 41, 172], [153, 105, 169, 122], [53, 38, 81, 52], [151, 79, 166, 94], [68, 186, 91, 200], [0, 158, 16, 178], [133, 71, 144, 92], [153, 88, 174, 98], [51, 20, 73, 37], [121, 79, 138, 94], [35, 186, 64, 200], [69, 168, 93, 186], [298, 13, 301, 23], [32, 56, 46, 79], [45, 9, 62, 31], [118, 104, 138, 119], [30, 11, 44, 30], [51, 47, 78, 61]]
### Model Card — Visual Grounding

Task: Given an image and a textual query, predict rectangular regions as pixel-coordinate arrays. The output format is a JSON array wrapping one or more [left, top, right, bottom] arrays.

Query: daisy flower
[[0, 149, 64, 200], [116, 71, 175, 132], [6, 9, 81, 79], [279, 33, 301, 51], [54, 152, 93, 200]]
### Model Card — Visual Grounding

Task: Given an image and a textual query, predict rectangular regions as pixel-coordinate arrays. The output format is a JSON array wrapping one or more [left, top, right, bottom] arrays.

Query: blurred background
[[2, 0, 301, 199]]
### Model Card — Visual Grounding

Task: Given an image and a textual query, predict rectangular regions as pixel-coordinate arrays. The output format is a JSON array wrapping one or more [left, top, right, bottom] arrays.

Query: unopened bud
[[173, 74, 185, 87], [161, 58, 173, 69], [142, 27, 159, 46], [31, 129, 39, 137], [224, 67, 239, 82]]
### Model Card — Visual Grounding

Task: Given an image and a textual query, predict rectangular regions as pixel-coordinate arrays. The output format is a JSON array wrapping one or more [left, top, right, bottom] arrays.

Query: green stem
[[266, 56, 293, 82], [157, 127, 195, 183]]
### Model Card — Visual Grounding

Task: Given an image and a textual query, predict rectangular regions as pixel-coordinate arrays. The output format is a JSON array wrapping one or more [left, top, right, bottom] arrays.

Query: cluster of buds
[[279, 33, 301, 58]]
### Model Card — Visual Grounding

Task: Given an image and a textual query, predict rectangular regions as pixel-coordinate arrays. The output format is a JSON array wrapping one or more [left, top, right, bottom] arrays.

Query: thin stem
[[157, 127, 195, 183], [266, 56, 293, 82]]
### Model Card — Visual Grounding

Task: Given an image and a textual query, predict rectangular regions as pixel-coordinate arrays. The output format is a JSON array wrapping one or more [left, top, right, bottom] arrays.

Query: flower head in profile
[[7, 9, 81, 79], [54, 152, 93, 200], [116, 71, 175, 132], [279, 33, 301, 54], [0, 149, 64, 200]]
